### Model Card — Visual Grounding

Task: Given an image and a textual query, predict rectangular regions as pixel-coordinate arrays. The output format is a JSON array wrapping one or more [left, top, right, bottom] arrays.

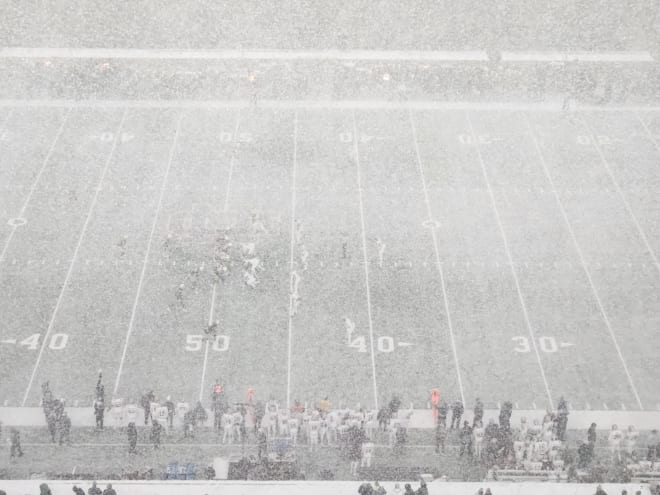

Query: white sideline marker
[[0, 47, 489, 62], [501, 51, 654, 63]]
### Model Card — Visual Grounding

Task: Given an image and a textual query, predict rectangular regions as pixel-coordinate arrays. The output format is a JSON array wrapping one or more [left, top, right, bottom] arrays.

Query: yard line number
[[18, 333, 69, 350], [349, 335, 402, 353], [512, 336, 563, 354], [185, 334, 230, 352]]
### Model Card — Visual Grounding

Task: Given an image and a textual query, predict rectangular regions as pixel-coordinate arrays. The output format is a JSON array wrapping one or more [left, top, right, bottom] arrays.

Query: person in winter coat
[[127, 422, 138, 454], [451, 400, 464, 429], [39, 483, 52, 495], [72, 486, 85, 495], [151, 420, 163, 449], [459, 421, 473, 457], [88, 481, 102, 495], [102, 483, 117, 495]]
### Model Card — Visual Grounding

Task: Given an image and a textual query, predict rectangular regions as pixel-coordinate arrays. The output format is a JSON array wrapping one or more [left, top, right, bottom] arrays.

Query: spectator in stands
[[58, 411, 71, 445], [459, 420, 473, 457], [94, 398, 104, 430], [435, 419, 447, 454], [358, 482, 374, 495], [151, 420, 163, 449], [374, 481, 386, 495], [594, 485, 608, 495], [557, 396, 569, 441], [9, 427, 23, 458], [127, 422, 138, 454], [608, 424, 623, 462], [437, 400, 448, 427], [164, 396, 175, 429], [647, 429, 659, 462], [205, 464, 216, 480], [473, 398, 484, 427], [88, 481, 102, 495], [451, 400, 464, 429], [102, 484, 116, 495]]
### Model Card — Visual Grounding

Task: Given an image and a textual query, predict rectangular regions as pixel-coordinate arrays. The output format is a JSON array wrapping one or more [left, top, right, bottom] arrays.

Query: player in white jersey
[[243, 270, 259, 289], [222, 412, 234, 444], [375, 237, 386, 268], [625, 425, 639, 457], [344, 317, 355, 344], [300, 244, 309, 271], [241, 242, 256, 258], [309, 416, 321, 452], [288, 416, 300, 444], [473, 420, 485, 459], [251, 210, 268, 234], [244, 256, 263, 275]]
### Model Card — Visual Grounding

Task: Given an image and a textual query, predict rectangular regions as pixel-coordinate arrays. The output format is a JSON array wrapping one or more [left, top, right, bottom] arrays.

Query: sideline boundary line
[[501, 50, 654, 62], [1, 99, 660, 112], [0, 47, 489, 62]]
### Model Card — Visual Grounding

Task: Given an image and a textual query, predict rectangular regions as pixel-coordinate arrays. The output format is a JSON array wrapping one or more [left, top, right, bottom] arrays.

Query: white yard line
[[351, 110, 379, 411], [199, 284, 217, 402], [0, 108, 71, 267], [465, 111, 554, 409], [408, 109, 466, 406], [3, 99, 660, 112], [0, 47, 489, 62], [524, 115, 644, 410], [285, 112, 298, 408], [635, 112, 660, 156], [579, 116, 660, 276], [501, 51, 654, 63], [222, 111, 242, 214], [22, 110, 127, 406], [113, 112, 183, 395]]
